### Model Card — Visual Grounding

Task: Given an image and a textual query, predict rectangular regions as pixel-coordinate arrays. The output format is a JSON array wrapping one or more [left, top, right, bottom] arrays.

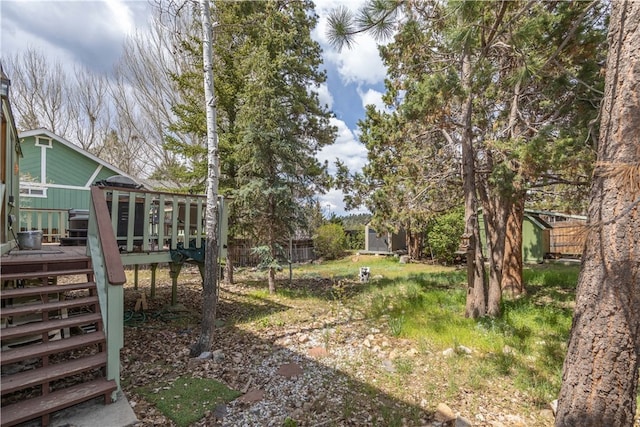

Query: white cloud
[[1, 0, 149, 73], [317, 118, 368, 175], [315, 82, 334, 110], [357, 87, 386, 112], [105, 0, 136, 35], [313, 0, 388, 87]]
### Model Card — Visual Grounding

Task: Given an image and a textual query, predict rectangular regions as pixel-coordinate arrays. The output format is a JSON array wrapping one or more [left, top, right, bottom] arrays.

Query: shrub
[[314, 223, 347, 260], [426, 208, 464, 264], [345, 227, 365, 250]]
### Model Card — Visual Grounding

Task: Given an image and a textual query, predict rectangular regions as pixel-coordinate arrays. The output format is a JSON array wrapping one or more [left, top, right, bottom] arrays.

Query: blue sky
[[1, 0, 388, 215]]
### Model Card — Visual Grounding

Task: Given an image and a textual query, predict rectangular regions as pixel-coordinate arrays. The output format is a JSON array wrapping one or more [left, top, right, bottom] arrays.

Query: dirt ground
[[121, 267, 555, 427]]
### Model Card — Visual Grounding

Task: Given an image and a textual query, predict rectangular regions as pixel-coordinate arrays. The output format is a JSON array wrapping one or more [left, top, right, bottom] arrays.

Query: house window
[[35, 137, 52, 148], [20, 184, 47, 198]]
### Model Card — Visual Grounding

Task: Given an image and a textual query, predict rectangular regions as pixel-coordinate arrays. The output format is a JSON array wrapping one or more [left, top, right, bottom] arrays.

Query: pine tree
[[169, 0, 335, 293]]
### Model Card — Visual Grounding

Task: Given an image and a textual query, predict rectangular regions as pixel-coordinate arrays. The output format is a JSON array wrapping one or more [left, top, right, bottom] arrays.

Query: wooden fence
[[228, 238, 315, 267], [549, 221, 586, 256]]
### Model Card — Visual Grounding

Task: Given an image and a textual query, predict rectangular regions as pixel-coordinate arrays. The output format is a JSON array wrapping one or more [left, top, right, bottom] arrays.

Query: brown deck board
[[0, 378, 116, 427], [1, 332, 106, 365], [0, 282, 96, 299], [1, 353, 107, 395], [1, 245, 89, 266], [0, 295, 98, 318], [0, 313, 102, 340]]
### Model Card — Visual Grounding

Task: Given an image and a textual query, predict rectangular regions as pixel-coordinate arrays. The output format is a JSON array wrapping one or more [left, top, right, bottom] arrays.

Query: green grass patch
[[294, 254, 454, 281], [292, 256, 579, 405], [137, 376, 240, 427], [240, 257, 581, 409]]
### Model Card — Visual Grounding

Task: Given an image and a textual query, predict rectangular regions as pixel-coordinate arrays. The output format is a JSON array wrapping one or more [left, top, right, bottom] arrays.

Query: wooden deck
[[1, 244, 89, 268]]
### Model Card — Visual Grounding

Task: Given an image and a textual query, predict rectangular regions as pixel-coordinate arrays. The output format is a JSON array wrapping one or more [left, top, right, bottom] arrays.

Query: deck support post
[[134, 265, 139, 290], [169, 262, 182, 306], [150, 263, 158, 299]]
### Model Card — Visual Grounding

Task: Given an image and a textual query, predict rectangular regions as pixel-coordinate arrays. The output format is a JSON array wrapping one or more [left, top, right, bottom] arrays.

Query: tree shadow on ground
[[121, 277, 436, 426]]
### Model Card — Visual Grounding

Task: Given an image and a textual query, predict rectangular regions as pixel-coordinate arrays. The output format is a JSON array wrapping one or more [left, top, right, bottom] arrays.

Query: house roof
[[524, 212, 552, 230], [525, 209, 587, 222], [18, 128, 142, 186]]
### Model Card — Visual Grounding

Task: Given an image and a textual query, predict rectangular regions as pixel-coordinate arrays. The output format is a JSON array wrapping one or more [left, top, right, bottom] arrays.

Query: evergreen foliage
[[329, 0, 608, 315], [426, 208, 465, 264], [168, 0, 336, 292]]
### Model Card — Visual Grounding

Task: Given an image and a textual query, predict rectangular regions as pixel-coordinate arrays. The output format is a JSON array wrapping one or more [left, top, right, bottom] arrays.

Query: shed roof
[[524, 212, 552, 230]]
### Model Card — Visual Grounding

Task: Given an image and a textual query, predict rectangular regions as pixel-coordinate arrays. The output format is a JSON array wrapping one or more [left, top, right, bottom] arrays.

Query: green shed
[[479, 210, 551, 264], [17, 128, 141, 239]]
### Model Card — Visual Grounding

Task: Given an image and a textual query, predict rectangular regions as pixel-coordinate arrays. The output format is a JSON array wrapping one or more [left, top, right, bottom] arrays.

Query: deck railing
[[86, 185, 226, 397], [19, 208, 68, 242], [87, 186, 127, 399], [88, 186, 226, 266]]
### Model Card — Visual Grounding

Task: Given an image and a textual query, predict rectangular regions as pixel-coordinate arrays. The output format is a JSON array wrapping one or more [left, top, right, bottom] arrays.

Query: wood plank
[[1, 332, 106, 366], [0, 256, 91, 271], [90, 186, 126, 285], [0, 268, 93, 282], [0, 378, 116, 427], [0, 295, 99, 318], [1, 353, 107, 395], [0, 313, 102, 341], [0, 282, 96, 299]]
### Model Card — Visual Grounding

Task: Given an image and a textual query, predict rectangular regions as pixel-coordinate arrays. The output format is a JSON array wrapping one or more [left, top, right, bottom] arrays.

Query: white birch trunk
[[191, 0, 220, 356]]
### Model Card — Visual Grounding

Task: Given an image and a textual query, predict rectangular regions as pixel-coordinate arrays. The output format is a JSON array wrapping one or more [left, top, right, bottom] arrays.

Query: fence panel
[[550, 221, 585, 256]]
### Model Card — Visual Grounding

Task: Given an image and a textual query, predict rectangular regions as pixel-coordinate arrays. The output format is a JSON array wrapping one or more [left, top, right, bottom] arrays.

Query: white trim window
[[35, 136, 53, 148], [20, 183, 48, 198]]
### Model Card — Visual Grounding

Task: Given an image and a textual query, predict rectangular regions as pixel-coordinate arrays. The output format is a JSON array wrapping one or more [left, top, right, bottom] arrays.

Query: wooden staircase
[[0, 256, 116, 427]]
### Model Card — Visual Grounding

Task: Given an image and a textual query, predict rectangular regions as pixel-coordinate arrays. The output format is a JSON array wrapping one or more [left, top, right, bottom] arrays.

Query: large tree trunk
[[460, 29, 487, 318], [556, 2, 640, 425], [406, 228, 423, 260], [501, 196, 524, 297], [191, 0, 220, 357], [478, 187, 508, 317], [477, 163, 508, 317]]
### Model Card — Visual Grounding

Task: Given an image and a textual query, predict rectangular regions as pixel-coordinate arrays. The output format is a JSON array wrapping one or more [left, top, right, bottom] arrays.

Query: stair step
[[1, 295, 99, 318], [0, 313, 102, 341], [0, 282, 96, 299], [1, 352, 107, 395], [0, 268, 93, 282], [0, 377, 116, 427], [1, 331, 106, 366]]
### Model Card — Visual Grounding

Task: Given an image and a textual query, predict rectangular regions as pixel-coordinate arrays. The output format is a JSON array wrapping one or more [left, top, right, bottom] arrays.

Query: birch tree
[[190, 0, 220, 357]]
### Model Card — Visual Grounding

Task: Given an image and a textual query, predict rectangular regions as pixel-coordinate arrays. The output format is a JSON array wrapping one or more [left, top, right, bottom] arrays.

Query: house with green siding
[[1, 68, 21, 254], [18, 129, 142, 239]]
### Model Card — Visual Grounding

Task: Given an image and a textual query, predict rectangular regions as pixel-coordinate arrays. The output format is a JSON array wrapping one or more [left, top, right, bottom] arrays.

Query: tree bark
[[225, 253, 233, 285], [478, 183, 508, 317], [268, 266, 276, 294], [462, 90, 487, 318], [556, 2, 640, 425], [191, 0, 220, 357], [501, 196, 524, 297]]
